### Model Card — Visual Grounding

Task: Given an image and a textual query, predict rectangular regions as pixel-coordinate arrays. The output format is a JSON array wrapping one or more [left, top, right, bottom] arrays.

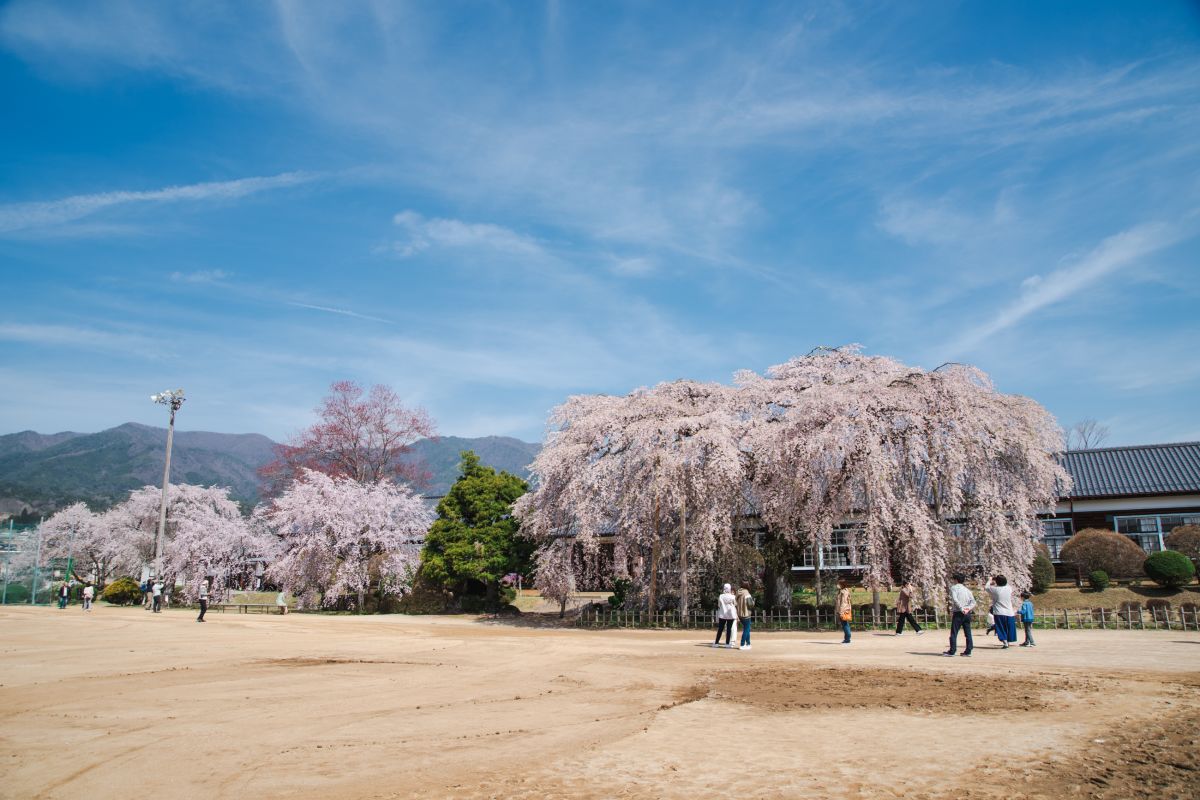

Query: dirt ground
[[1, 606, 1197, 800]]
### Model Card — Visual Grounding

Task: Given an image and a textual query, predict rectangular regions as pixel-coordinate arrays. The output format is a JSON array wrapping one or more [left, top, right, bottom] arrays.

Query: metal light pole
[[151, 389, 186, 581]]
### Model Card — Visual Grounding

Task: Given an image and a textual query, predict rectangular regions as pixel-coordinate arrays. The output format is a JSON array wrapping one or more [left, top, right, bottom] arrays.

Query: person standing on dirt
[[82, 583, 94, 612], [835, 580, 853, 644], [151, 578, 164, 613], [1018, 592, 1036, 647], [196, 577, 210, 623], [713, 583, 737, 648], [894, 582, 923, 636], [985, 575, 1015, 649], [736, 583, 754, 650], [943, 573, 976, 657], [58, 582, 69, 609]]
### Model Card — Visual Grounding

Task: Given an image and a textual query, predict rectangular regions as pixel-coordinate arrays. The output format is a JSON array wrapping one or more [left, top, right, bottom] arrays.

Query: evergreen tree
[[420, 451, 530, 607]]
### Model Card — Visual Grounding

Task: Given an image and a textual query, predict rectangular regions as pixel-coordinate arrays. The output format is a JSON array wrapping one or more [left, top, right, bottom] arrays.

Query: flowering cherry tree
[[520, 347, 1069, 609], [738, 346, 1070, 594], [260, 381, 435, 496], [40, 502, 122, 587], [106, 483, 264, 598], [516, 380, 745, 615], [532, 540, 578, 617], [263, 469, 433, 610]]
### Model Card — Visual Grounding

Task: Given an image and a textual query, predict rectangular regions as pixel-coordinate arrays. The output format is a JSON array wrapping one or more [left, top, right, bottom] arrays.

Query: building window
[[1113, 514, 1200, 553], [1041, 519, 1073, 560], [797, 524, 862, 569], [946, 522, 983, 565]]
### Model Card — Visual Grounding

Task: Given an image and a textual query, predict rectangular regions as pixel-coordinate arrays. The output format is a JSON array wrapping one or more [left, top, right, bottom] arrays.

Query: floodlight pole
[[152, 390, 185, 581]]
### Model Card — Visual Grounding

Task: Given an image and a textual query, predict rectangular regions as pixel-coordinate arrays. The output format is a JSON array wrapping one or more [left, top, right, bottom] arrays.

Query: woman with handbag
[[835, 580, 853, 644]]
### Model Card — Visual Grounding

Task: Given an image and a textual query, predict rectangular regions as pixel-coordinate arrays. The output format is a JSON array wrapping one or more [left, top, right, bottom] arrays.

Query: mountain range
[[0, 423, 540, 517]]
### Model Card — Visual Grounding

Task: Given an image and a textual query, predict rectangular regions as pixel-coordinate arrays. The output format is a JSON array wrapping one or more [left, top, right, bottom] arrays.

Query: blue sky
[[1, 1, 1197, 446]]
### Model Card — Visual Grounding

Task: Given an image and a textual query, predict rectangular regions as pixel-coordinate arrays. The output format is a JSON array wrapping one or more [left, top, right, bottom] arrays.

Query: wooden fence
[[576, 605, 1200, 632]]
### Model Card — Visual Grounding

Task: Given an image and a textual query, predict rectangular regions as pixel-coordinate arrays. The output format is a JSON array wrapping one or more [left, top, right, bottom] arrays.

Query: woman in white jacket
[[713, 583, 738, 648]]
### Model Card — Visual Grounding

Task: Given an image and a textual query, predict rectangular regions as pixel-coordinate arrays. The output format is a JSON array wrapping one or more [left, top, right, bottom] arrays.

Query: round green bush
[[102, 577, 142, 605], [1143, 550, 1196, 588], [1087, 569, 1110, 591], [2, 584, 31, 604], [1030, 546, 1055, 594]]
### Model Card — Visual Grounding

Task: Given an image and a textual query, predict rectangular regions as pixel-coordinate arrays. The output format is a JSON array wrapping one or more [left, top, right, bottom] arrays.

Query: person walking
[[894, 582, 923, 636], [713, 583, 737, 648], [196, 577, 210, 623], [835, 580, 853, 644], [151, 578, 164, 613], [943, 573, 976, 657], [82, 583, 94, 612], [1018, 591, 1037, 647], [58, 582, 70, 609], [276, 590, 289, 615], [141, 579, 152, 610], [985, 575, 1016, 649], [736, 583, 754, 650]]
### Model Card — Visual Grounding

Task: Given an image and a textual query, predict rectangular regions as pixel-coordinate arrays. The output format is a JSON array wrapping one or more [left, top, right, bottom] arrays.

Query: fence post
[[1063, 609, 1070, 630]]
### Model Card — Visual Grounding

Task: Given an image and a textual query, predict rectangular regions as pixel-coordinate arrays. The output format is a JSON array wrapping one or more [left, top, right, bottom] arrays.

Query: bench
[[214, 603, 284, 614]]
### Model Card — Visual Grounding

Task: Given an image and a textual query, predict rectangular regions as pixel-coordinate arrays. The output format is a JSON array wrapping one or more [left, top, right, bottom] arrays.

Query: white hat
[[722, 583, 731, 593]]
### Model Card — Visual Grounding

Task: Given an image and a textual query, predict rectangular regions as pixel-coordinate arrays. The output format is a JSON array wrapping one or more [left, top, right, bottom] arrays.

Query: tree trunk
[[648, 498, 660, 614], [871, 587, 880, 625], [678, 497, 688, 617], [814, 545, 822, 604], [357, 589, 365, 614]]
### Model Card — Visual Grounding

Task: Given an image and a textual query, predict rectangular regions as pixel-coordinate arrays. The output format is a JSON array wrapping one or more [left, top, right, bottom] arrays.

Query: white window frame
[[1040, 518, 1073, 560], [1113, 512, 1200, 553]]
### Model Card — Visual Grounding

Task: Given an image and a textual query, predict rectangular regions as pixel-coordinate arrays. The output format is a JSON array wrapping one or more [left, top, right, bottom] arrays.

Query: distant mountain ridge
[[0, 423, 540, 516]]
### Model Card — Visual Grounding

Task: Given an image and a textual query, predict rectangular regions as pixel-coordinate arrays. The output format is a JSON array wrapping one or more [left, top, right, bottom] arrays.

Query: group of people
[[947, 573, 1037, 656], [713, 582, 755, 649], [139, 578, 167, 612], [55, 581, 95, 611], [715, 574, 1039, 654]]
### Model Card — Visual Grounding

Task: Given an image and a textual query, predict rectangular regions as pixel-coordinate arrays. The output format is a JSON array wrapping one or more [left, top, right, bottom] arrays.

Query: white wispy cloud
[[391, 210, 546, 259], [170, 269, 232, 284], [0, 171, 320, 235], [286, 302, 391, 324], [0, 322, 168, 359], [951, 223, 1185, 355]]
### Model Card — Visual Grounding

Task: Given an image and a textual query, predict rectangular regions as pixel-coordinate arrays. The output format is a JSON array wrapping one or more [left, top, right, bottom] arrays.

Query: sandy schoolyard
[[1, 605, 1196, 800]]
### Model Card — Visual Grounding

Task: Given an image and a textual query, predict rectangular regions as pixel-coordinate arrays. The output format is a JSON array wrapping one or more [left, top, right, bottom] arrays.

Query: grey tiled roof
[[1063, 442, 1200, 499]]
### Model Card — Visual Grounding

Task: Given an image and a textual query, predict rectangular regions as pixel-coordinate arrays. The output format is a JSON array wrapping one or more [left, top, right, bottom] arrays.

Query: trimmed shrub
[[1060, 529, 1147, 578], [1088, 570, 1110, 591], [1143, 550, 1196, 588], [1030, 545, 1055, 594], [2, 584, 31, 604], [1165, 524, 1200, 564], [102, 577, 142, 606], [1145, 598, 1171, 613], [1118, 601, 1142, 623]]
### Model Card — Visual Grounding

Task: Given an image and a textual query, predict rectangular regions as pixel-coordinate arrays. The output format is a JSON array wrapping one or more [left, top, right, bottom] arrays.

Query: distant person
[[736, 583, 754, 650], [276, 590, 289, 615], [943, 573, 976, 657], [151, 579, 164, 613], [894, 582, 923, 636], [1018, 591, 1037, 647], [713, 583, 737, 648], [985, 575, 1015, 649], [196, 578, 209, 623], [835, 580, 853, 644], [82, 583, 94, 612], [141, 579, 152, 609], [58, 582, 69, 609]]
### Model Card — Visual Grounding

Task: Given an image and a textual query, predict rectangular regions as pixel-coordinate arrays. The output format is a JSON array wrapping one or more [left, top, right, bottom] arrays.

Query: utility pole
[[30, 516, 43, 604], [151, 389, 186, 581]]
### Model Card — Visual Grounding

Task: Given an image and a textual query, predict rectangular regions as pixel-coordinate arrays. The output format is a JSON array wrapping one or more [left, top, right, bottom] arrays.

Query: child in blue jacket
[[1018, 592, 1036, 647]]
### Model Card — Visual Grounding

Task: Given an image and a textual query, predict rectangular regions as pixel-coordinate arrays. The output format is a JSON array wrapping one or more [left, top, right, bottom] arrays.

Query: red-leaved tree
[[260, 381, 435, 495]]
